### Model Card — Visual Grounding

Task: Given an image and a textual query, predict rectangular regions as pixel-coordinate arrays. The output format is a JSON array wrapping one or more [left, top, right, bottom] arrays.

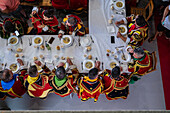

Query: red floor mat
[[154, 10, 170, 110]]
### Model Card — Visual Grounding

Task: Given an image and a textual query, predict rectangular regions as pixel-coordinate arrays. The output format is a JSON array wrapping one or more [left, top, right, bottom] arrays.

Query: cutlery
[[20, 37, 23, 45], [121, 49, 126, 61], [90, 36, 94, 43], [78, 37, 81, 46], [6, 40, 8, 46], [29, 37, 32, 46], [4, 63, 7, 69], [81, 62, 83, 70], [115, 46, 124, 48]]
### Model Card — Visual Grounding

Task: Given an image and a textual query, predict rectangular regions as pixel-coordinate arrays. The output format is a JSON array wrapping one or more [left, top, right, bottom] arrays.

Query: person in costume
[[127, 47, 154, 83], [29, 7, 59, 35], [115, 15, 148, 48], [49, 58, 79, 97], [102, 66, 129, 100], [23, 62, 53, 99], [58, 14, 85, 38], [0, 59, 27, 100], [77, 61, 103, 103], [0, 17, 28, 39]]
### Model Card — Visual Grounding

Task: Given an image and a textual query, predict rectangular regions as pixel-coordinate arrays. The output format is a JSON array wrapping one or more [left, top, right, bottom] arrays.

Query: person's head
[[133, 47, 145, 59], [4, 21, 16, 33], [55, 66, 66, 80], [28, 65, 38, 77], [111, 66, 120, 80], [135, 15, 147, 27], [66, 17, 77, 26], [0, 69, 13, 82], [43, 9, 54, 21], [88, 68, 99, 80]]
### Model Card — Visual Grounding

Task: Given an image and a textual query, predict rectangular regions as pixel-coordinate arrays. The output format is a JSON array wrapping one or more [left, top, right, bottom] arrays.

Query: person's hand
[[17, 59, 24, 66], [38, 24, 45, 28], [95, 61, 100, 69], [128, 48, 134, 53], [34, 61, 42, 66], [58, 33, 63, 39], [31, 10, 37, 15], [116, 31, 122, 38], [69, 31, 72, 35], [57, 62, 65, 67], [67, 58, 73, 65]]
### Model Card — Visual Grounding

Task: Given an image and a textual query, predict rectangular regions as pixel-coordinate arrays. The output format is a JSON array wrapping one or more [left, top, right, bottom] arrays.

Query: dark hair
[[55, 66, 66, 80], [88, 68, 98, 79], [165, 30, 170, 38], [0, 69, 11, 82], [111, 66, 120, 79], [134, 47, 145, 57], [4, 21, 16, 33], [44, 9, 54, 18], [68, 17, 77, 26], [29, 65, 38, 77], [136, 15, 147, 27]]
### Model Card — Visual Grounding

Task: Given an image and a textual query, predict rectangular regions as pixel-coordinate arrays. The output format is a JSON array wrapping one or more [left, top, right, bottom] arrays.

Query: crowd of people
[[0, 0, 169, 104]]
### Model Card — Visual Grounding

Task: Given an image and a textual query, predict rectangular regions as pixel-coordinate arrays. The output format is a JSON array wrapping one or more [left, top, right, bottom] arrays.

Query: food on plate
[[10, 64, 18, 72], [108, 19, 112, 24], [107, 49, 111, 53], [34, 37, 41, 44], [61, 45, 64, 49], [110, 62, 116, 68], [9, 37, 17, 44], [15, 53, 19, 57], [116, 1, 123, 7], [86, 46, 91, 51], [16, 48, 23, 52], [111, 52, 114, 54], [114, 55, 118, 58], [61, 56, 65, 60], [39, 54, 44, 59], [121, 55, 127, 60], [119, 27, 125, 33], [20, 53, 24, 58], [84, 54, 87, 58], [88, 55, 92, 59], [56, 46, 60, 50], [63, 37, 70, 44], [40, 45, 45, 50], [85, 62, 93, 69], [34, 46, 38, 48], [33, 57, 38, 61]]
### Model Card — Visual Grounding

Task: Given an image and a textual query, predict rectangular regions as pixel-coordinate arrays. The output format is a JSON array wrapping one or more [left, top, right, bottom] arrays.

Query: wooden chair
[[146, 51, 157, 74], [131, 0, 154, 21]]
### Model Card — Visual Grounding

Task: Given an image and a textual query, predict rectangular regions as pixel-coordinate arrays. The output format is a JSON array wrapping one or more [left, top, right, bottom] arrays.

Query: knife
[[90, 36, 94, 43], [102, 62, 104, 70], [20, 37, 23, 45], [81, 62, 83, 70], [78, 37, 81, 46]]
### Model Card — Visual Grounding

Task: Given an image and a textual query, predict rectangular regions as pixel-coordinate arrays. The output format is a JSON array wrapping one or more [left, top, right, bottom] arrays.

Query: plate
[[55, 60, 69, 71], [119, 51, 131, 63], [83, 60, 95, 71], [61, 35, 73, 47], [118, 25, 127, 35], [114, 1, 125, 11], [8, 36, 19, 46], [108, 59, 119, 70], [107, 26, 115, 33], [80, 36, 92, 47], [8, 63, 19, 73], [32, 36, 43, 46]]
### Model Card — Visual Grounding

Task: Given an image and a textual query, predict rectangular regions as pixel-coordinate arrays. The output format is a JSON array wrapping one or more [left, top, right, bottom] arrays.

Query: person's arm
[[161, 5, 170, 23], [116, 31, 127, 42]]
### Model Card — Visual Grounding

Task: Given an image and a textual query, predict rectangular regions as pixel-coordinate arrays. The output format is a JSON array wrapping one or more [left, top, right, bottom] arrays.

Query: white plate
[[80, 36, 92, 47], [83, 60, 95, 71], [55, 60, 69, 71], [108, 59, 119, 70], [118, 25, 127, 35], [107, 26, 115, 33], [8, 63, 19, 73], [32, 36, 43, 46], [119, 51, 131, 63], [61, 35, 73, 47], [114, 1, 125, 11], [8, 36, 19, 46]]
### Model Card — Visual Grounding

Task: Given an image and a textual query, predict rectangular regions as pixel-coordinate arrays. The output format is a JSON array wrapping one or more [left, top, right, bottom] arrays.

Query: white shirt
[[163, 5, 170, 30]]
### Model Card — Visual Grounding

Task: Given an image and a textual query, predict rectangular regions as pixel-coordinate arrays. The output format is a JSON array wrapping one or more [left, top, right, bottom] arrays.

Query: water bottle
[[45, 41, 51, 50]]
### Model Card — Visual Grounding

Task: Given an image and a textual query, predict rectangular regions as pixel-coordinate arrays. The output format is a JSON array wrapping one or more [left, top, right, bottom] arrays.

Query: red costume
[[102, 69, 129, 100], [0, 69, 27, 100], [128, 50, 153, 76], [59, 14, 85, 36], [31, 9, 59, 34], [77, 75, 103, 102], [23, 65, 53, 99], [49, 66, 79, 97]]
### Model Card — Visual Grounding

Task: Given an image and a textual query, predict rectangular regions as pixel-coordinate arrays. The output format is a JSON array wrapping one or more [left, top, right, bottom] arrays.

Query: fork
[[29, 37, 32, 46]]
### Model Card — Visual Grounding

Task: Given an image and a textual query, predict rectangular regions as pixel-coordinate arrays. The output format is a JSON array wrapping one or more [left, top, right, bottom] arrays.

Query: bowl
[[119, 51, 131, 63], [118, 25, 127, 35], [80, 36, 92, 47], [8, 63, 19, 73], [108, 59, 119, 70], [8, 36, 19, 46], [83, 60, 95, 71], [114, 1, 125, 11], [61, 35, 73, 47], [32, 36, 43, 46]]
